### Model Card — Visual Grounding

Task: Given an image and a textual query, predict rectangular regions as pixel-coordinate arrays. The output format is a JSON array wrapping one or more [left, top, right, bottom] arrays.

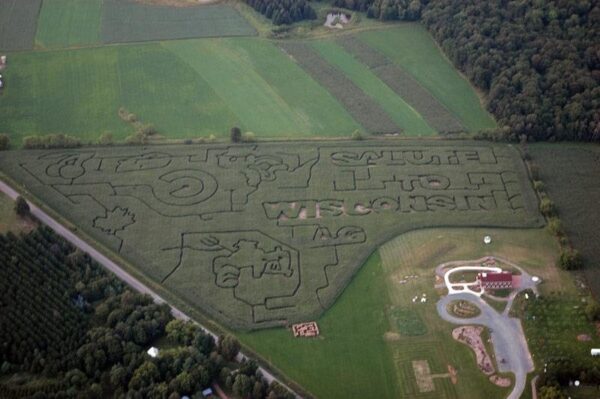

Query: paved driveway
[[437, 293, 533, 399]]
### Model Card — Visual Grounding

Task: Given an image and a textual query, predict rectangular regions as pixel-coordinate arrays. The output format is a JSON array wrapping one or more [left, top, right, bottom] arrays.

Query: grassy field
[[0, 0, 42, 51], [279, 41, 400, 135], [530, 144, 600, 296], [359, 25, 496, 132], [33, 0, 256, 49], [0, 38, 365, 146], [1, 16, 497, 142], [310, 40, 436, 136], [334, 34, 465, 134], [164, 38, 361, 137], [101, 0, 256, 43], [0, 46, 129, 144], [241, 227, 562, 398], [35, 0, 102, 49], [0, 141, 542, 330]]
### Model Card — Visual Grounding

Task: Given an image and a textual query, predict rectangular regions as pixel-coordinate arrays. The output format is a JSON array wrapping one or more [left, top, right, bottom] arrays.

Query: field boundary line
[[0, 177, 305, 399]]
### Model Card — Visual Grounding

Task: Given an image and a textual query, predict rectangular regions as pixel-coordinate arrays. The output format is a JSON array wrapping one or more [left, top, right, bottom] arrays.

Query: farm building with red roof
[[477, 271, 513, 290]]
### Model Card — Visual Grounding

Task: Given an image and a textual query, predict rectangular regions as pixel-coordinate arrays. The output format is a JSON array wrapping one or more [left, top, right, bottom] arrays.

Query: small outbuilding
[[202, 388, 214, 397], [146, 347, 159, 358]]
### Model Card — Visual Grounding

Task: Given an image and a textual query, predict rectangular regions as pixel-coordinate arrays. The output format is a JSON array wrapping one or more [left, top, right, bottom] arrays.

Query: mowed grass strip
[[279, 41, 401, 135], [336, 35, 464, 134], [164, 38, 361, 137], [359, 25, 497, 132], [0, 44, 241, 145], [35, 0, 102, 49], [310, 39, 435, 136], [0, 0, 42, 51], [101, 0, 256, 44]]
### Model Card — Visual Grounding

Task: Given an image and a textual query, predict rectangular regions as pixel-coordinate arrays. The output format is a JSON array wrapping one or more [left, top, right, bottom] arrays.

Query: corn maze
[[0, 141, 542, 329]]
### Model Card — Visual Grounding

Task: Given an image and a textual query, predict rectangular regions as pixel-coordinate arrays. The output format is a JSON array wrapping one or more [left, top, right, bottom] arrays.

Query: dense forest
[[268, 0, 599, 142], [246, 0, 316, 25], [0, 227, 293, 399], [422, 0, 599, 142]]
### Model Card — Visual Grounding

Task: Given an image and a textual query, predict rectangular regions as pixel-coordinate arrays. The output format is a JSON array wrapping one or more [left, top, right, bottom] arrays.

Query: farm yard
[[0, 141, 542, 330], [240, 227, 568, 398]]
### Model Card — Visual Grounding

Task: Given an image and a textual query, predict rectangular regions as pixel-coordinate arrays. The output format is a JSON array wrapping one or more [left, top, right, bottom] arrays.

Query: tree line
[[260, 0, 598, 142], [246, 0, 316, 25], [0, 226, 293, 399], [422, 0, 599, 142]]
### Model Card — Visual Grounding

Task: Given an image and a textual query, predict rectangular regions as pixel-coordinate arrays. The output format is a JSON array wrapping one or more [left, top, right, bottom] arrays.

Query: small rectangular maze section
[[336, 36, 464, 134], [279, 41, 402, 135]]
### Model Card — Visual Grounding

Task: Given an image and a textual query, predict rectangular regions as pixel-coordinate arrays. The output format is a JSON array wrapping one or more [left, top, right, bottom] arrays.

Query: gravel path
[[0, 179, 300, 398]]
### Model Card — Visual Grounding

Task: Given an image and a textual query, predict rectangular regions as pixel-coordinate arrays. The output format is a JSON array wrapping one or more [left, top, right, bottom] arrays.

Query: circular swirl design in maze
[[155, 170, 218, 206]]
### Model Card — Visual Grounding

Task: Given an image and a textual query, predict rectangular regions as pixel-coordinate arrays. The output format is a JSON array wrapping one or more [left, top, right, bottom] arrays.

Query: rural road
[[0, 179, 300, 398]]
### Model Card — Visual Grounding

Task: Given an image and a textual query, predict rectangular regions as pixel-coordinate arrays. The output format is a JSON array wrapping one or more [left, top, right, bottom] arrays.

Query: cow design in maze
[[170, 231, 301, 322], [3, 142, 543, 329], [213, 240, 294, 287]]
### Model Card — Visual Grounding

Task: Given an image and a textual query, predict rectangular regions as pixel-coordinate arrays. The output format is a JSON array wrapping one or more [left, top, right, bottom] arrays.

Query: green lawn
[[359, 25, 496, 132], [310, 40, 436, 136], [35, 0, 102, 49], [240, 227, 562, 398]]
